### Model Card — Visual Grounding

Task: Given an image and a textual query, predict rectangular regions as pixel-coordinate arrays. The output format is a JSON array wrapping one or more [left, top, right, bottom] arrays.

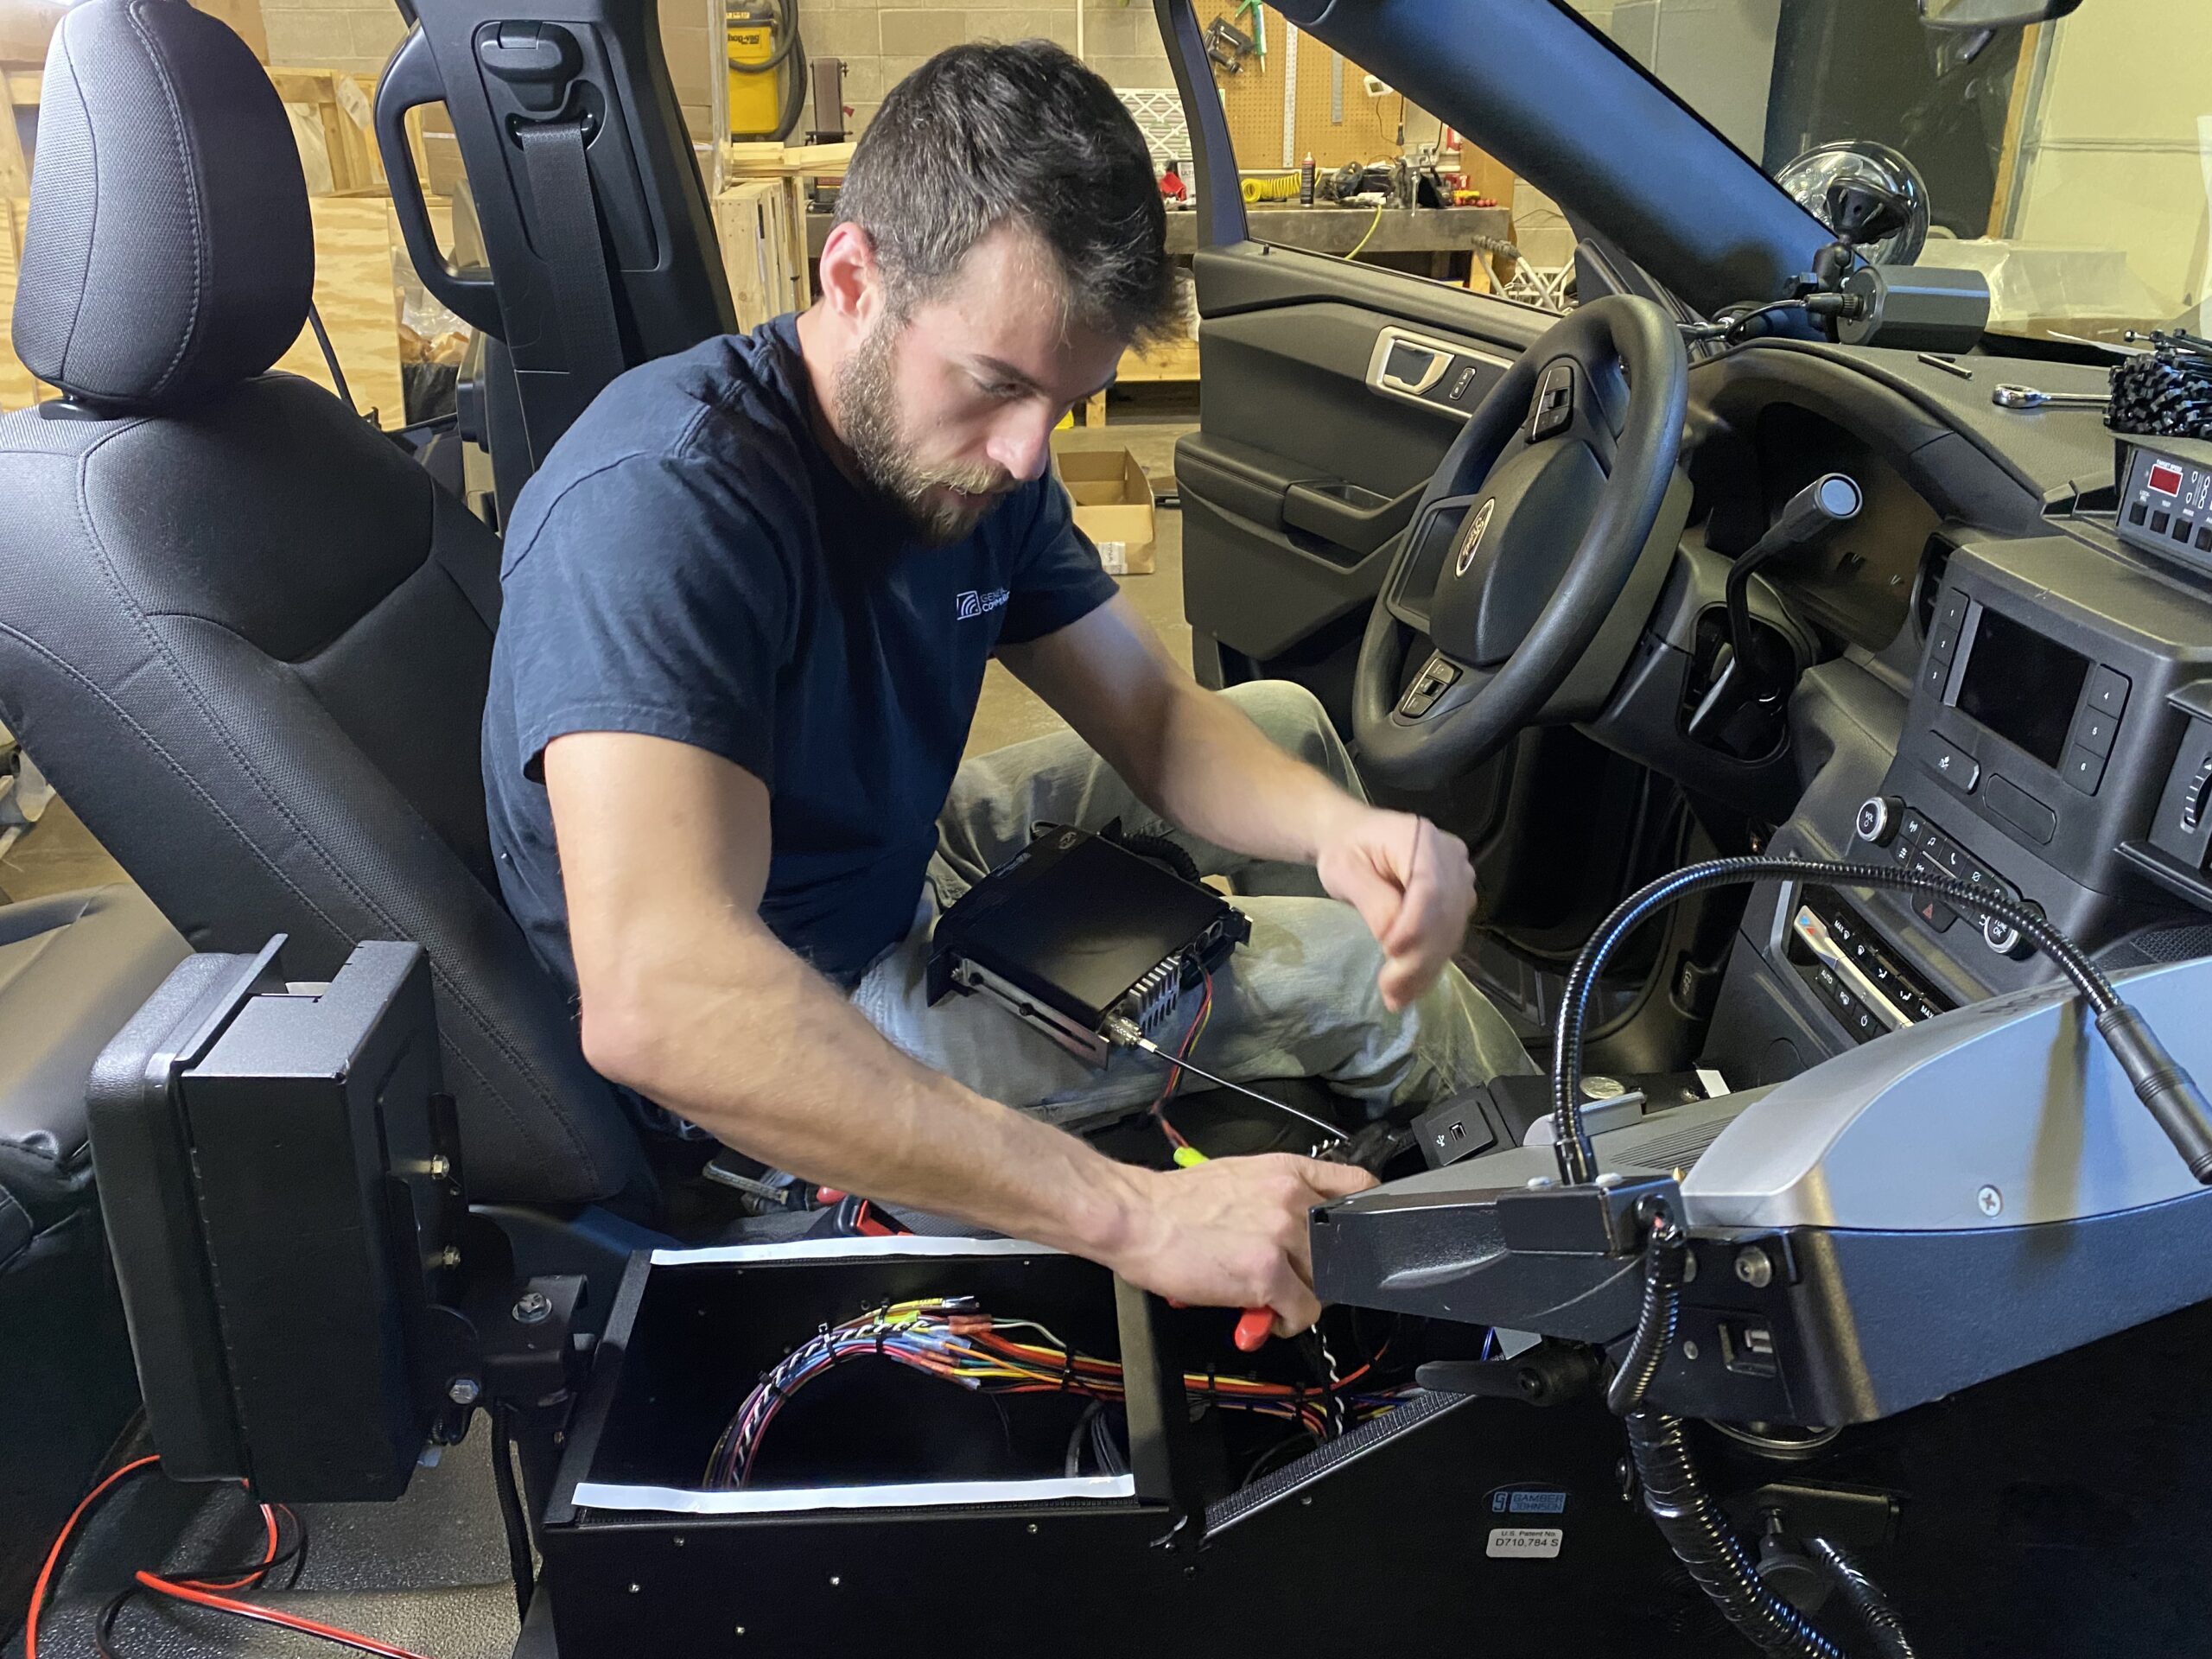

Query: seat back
[[0, 0, 651, 1210]]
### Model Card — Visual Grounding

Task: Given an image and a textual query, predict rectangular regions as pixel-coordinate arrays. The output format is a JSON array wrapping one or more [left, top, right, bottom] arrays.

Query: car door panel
[[1179, 248, 1553, 680]]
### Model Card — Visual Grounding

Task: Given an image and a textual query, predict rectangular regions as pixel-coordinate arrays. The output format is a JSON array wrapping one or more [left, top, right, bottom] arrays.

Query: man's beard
[[836, 316, 1015, 547]]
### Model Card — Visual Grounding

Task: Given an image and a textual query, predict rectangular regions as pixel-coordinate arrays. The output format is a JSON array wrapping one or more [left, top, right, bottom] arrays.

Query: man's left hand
[[1314, 807, 1476, 1012]]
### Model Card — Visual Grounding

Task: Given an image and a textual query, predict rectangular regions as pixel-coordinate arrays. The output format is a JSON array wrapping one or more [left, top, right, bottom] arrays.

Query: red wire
[[193, 1501, 283, 1592], [132, 1573, 441, 1659], [24, 1454, 160, 1659], [28, 1456, 442, 1659], [1151, 973, 1213, 1152]]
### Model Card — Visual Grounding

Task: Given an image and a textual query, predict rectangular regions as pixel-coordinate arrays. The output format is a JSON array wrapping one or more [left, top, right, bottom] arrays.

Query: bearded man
[[481, 41, 1530, 1336]]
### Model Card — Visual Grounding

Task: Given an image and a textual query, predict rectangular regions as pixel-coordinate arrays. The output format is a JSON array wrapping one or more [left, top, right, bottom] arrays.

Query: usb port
[[1722, 1321, 1778, 1376]]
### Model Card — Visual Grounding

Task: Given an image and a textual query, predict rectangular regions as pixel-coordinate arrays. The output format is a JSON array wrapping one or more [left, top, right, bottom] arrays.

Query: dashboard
[[1624, 341, 2212, 1089]]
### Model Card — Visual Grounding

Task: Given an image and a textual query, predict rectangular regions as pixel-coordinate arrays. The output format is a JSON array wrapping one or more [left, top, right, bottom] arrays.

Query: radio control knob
[[1856, 795, 1903, 846], [1983, 902, 2040, 961]]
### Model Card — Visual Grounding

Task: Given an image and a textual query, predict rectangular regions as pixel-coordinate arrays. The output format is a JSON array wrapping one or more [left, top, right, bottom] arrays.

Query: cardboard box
[[1058, 447, 1156, 576]]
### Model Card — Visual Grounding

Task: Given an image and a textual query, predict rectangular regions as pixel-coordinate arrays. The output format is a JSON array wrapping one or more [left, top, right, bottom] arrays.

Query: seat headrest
[[13, 0, 314, 413]]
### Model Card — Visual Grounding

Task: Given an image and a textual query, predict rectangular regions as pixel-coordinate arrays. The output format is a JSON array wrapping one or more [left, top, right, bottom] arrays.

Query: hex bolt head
[[445, 1376, 481, 1406], [1978, 1185, 2003, 1217], [435, 1244, 461, 1269], [512, 1291, 554, 1325], [1734, 1247, 1775, 1289], [428, 1154, 451, 1179], [1681, 1339, 1700, 1362]]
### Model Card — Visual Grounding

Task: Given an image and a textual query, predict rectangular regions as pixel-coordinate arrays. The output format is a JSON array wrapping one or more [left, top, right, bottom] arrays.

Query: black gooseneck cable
[[1559, 855, 2212, 1656], [1548, 855, 2212, 1188]]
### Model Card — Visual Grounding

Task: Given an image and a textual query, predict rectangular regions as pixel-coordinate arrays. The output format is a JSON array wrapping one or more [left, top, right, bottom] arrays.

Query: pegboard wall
[[1211, 12, 1407, 172]]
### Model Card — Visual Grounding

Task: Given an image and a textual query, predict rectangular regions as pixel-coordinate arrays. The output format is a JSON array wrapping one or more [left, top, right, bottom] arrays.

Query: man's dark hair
[[834, 41, 1180, 346]]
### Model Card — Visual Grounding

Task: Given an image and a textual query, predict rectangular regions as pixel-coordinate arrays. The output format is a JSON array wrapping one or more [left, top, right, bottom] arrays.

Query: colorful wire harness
[[704, 1295, 1411, 1490]]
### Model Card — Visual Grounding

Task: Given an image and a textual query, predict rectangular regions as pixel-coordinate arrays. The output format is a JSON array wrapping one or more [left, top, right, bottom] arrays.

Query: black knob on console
[[1984, 904, 2039, 961], [1856, 795, 1903, 845]]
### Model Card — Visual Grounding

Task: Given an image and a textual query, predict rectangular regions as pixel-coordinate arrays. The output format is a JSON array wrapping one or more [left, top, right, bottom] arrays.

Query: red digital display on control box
[[2147, 461, 2186, 496]]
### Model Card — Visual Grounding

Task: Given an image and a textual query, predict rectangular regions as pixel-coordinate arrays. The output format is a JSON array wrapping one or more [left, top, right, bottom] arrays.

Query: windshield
[[1558, 0, 2209, 346]]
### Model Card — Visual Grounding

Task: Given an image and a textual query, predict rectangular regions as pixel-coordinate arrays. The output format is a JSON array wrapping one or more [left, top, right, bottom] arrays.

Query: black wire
[[491, 1404, 537, 1624], [1550, 855, 2123, 1184], [282, 1505, 310, 1592], [1239, 1429, 1320, 1490], [149, 1489, 307, 1590], [1065, 1400, 1106, 1478], [1605, 1204, 1688, 1414], [95, 1585, 136, 1659], [1626, 1409, 1847, 1658], [1808, 1537, 1919, 1659], [98, 1507, 314, 1659]]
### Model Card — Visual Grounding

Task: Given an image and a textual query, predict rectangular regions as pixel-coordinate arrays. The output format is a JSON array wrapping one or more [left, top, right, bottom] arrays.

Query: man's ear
[[816, 222, 883, 329]]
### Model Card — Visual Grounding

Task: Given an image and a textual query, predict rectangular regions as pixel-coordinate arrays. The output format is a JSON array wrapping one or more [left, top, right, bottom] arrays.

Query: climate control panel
[[1784, 886, 1955, 1045]]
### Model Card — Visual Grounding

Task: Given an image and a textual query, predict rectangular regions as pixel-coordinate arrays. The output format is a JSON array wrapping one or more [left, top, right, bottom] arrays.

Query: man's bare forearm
[[590, 918, 1147, 1255], [1002, 598, 1363, 869]]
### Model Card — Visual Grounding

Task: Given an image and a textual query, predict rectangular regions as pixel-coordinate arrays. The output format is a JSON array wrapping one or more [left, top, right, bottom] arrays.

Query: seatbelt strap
[[513, 118, 626, 403]]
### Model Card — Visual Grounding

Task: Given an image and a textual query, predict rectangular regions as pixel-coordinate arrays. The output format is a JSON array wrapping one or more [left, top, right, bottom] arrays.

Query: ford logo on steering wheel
[[1454, 499, 1497, 579]]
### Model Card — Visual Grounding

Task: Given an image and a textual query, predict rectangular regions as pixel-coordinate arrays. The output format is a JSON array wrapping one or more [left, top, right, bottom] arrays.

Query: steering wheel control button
[[1528, 362, 1575, 441], [2088, 665, 2132, 718], [1856, 796, 1903, 845], [1926, 732, 1980, 793], [1396, 652, 1462, 719]]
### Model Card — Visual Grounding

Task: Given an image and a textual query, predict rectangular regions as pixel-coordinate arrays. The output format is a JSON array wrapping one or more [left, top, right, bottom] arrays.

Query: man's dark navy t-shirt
[[481, 315, 1119, 1000]]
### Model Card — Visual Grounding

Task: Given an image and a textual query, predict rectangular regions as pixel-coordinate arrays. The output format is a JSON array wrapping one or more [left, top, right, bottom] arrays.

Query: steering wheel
[[1353, 296, 1690, 791]]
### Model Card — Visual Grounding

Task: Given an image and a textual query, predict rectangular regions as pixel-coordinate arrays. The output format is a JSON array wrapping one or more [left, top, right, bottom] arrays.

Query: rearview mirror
[[1918, 0, 2082, 28]]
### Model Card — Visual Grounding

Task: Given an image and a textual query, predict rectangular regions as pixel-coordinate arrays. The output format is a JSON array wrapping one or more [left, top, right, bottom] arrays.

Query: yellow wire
[[1344, 203, 1384, 263]]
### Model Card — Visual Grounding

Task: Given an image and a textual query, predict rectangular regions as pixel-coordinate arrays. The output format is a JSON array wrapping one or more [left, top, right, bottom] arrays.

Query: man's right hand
[[1099, 1154, 1378, 1338]]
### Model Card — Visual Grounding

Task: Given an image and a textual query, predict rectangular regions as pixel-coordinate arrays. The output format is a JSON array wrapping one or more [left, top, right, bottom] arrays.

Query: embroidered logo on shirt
[[957, 588, 1010, 620]]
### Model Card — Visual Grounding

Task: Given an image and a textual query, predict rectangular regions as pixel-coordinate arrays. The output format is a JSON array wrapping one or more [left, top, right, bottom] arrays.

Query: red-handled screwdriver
[[1168, 1299, 1278, 1351]]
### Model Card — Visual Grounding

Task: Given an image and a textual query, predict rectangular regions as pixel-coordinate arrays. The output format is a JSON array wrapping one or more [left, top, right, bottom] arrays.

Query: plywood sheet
[[271, 196, 404, 423], [0, 196, 43, 410]]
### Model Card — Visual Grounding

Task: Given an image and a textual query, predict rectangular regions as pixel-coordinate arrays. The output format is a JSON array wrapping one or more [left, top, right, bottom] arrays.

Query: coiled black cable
[[1808, 1538, 1917, 1659], [1604, 1199, 1687, 1415], [1625, 1408, 1847, 1659], [1548, 855, 2212, 1186]]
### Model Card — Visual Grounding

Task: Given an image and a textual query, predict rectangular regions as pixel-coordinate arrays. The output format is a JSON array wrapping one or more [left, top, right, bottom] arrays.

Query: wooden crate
[[268, 67, 380, 197], [1082, 331, 1200, 427], [723, 140, 850, 313], [714, 178, 799, 331]]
